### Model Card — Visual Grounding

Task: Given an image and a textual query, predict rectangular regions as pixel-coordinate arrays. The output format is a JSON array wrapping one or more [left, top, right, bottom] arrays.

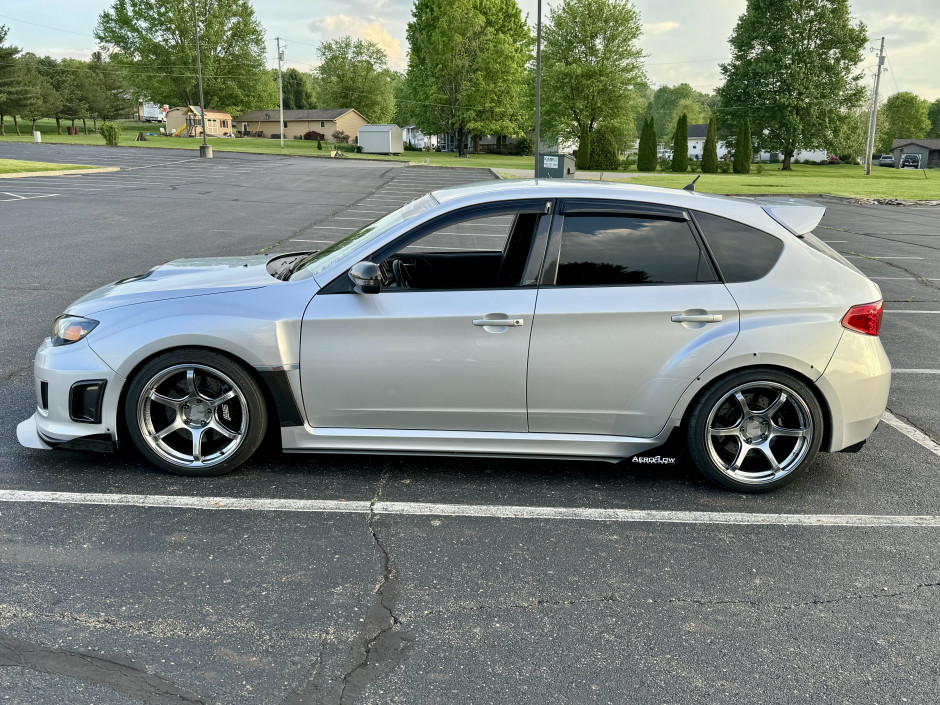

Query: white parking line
[[871, 278, 940, 281], [0, 192, 59, 201], [847, 256, 924, 260], [4, 489, 940, 527], [882, 411, 940, 459], [885, 311, 940, 314], [893, 369, 940, 374]]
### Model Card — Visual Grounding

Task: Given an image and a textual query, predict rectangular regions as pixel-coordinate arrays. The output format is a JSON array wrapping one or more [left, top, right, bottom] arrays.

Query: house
[[358, 124, 404, 154], [165, 106, 233, 137], [674, 123, 828, 162], [232, 109, 368, 141], [892, 139, 940, 168], [403, 125, 436, 150]]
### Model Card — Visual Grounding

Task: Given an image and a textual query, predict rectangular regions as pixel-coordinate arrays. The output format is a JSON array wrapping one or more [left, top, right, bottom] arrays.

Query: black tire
[[124, 349, 268, 476], [686, 369, 824, 492]]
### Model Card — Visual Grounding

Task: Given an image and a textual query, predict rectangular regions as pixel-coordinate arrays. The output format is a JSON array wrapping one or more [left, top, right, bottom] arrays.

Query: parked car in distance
[[878, 154, 896, 167], [899, 154, 922, 169], [17, 181, 891, 492]]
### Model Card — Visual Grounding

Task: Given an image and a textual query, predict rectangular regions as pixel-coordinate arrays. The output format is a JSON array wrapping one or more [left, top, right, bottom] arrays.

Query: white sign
[[542, 156, 559, 169]]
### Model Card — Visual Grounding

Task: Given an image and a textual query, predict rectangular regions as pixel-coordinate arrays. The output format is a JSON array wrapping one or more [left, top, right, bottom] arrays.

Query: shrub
[[718, 161, 732, 173], [732, 120, 752, 173], [755, 163, 765, 174], [404, 141, 422, 152], [513, 135, 534, 157], [837, 154, 854, 164], [588, 127, 621, 170], [99, 121, 120, 147], [688, 162, 701, 173], [331, 129, 350, 144], [621, 153, 637, 170], [303, 130, 325, 141], [702, 115, 718, 173], [657, 157, 672, 171], [637, 117, 657, 171], [317, 138, 322, 150]]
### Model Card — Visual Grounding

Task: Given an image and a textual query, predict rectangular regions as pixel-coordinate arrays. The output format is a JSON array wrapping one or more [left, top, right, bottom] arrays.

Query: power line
[[0, 12, 97, 38]]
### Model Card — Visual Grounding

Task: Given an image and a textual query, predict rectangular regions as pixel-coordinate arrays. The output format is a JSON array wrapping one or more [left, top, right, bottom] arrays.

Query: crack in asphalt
[[0, 633, 213, 704], [839, 251, 940, 293], [335, 471, 412, 705], [886, 407, 939, 443]]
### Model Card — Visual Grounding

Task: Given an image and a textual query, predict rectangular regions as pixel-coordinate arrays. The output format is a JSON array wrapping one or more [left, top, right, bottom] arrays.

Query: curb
[[0, 166, 120, 179]]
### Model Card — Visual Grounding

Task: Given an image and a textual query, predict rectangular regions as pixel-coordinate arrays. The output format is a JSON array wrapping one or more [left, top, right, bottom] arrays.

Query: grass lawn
[[0, 117, 536, 170], [0, 158, 95, 174], [615, 164, 940, 200]]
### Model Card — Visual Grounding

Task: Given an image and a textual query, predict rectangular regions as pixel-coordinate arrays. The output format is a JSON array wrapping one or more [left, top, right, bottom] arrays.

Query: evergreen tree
[[588, 124, 621, 170], [637, 116, 657, 171], [0, 27, 33, 137], [702, 115, 718, 173], [671, 113, 688, 172], [733, 119, 752, 173]]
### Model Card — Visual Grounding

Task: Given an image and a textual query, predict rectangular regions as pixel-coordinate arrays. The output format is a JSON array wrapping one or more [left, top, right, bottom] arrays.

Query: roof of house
[[234, 108, 361, 122], [892, 138, 940, 150], [169, 105, 230, 117], [358, 124, 401, 133], [688, 123, 709, 139]]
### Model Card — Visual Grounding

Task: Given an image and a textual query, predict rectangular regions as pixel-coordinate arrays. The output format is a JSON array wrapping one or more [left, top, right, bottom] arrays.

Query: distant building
[[165, 106, 232, 137], [233, 109, 368, 141], [358, 124, 404, 154], [892, 139, 940, 168]]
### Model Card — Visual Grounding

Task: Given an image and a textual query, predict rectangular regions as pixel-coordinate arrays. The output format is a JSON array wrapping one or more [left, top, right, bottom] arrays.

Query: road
[[1, 143, 939, 704]]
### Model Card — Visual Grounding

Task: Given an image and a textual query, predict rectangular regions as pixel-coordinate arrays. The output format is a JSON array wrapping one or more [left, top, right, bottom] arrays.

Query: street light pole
[[193, 0, 211, 158], [277, 37, 285, 148], [534, 0, 542, 180]]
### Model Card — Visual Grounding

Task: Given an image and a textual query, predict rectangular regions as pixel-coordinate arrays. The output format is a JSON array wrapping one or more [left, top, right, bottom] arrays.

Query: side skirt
[[280, 423, 679, 462]]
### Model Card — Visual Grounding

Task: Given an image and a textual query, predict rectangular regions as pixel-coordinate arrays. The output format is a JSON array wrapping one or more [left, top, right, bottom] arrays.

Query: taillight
[[841, 300, 883, 336]]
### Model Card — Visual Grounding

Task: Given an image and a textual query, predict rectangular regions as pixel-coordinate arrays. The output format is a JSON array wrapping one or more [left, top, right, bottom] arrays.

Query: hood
[[68, 255, 278, 315]]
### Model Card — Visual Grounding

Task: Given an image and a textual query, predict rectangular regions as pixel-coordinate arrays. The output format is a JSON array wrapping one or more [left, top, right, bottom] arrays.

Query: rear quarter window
[[692, 211, 784, 282]]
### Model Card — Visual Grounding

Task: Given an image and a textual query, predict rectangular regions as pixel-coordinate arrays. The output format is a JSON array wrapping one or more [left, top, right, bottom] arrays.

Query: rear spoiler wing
[[753, 197, 826, 236]]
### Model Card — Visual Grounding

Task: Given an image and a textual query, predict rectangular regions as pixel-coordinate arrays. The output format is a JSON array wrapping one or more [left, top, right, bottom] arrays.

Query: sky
[[1, 0, 938, 101]]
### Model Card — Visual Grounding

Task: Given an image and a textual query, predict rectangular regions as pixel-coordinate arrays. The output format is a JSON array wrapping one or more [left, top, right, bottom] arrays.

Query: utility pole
[[193, 0, 211, 158], [864, 36, 885, 176], [277, 37, 285, 148], [534, 0, 542, 179]]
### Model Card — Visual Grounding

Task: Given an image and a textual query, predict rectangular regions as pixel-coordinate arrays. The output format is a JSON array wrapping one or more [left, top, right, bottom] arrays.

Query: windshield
[[290, 194, 438, 279]]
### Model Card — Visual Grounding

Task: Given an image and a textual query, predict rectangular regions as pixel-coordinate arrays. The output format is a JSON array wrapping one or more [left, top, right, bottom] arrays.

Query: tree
[[650, 83, 712, 138], [540, 0, 645, 168], [89, 51, 134, 124], [877, 91, 930, 153], [95, 0, 272, 114], [671, 113, 688, 172], [702, 115, 718, 172], [35, 56, 67, 133], [717, 0, 867, 170], [0, 27, 34, 137], [733, 119, 752, 173], [831, 101, 876, 163], [58, 59, 95, 133], [588, 124, 621, 170], [278, 67, 316, 110], [405, 0, 532, 157], [636, 116, 657, 171], [928, 99, 940, 139], [317, 37, 396, 123]]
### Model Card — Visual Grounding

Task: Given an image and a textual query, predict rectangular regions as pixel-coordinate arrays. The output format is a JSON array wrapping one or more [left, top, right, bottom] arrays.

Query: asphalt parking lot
[[1, 143, 939, 704]]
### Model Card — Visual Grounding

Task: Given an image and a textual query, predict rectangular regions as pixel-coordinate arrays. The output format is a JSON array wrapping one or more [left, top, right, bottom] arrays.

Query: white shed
[[358, 124, 404, 154]]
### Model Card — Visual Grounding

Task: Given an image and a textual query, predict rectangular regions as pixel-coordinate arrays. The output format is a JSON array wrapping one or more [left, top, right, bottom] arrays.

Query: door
[[301, 202, 552, 432], [526, 202, 740, 438]]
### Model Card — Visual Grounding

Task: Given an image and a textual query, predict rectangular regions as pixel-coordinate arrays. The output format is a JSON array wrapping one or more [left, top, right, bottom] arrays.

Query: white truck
[[141, 103, 166, 123]]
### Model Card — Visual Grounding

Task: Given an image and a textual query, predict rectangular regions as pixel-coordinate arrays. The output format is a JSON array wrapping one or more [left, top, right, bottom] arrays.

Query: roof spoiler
[[755, 197, 826, 236]]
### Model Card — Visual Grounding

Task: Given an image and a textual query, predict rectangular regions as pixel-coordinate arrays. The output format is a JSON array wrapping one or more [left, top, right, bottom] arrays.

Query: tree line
[[3, 0, 940, 164]]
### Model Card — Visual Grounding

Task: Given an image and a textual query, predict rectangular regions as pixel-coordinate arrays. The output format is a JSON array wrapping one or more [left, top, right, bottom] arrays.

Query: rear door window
[[554, 214, 716, 286], [692, 211, 783, 282]]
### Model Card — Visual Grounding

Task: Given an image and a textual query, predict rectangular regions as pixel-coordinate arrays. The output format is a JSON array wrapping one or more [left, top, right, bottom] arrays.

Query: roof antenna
[[683, 175, 701, 192]]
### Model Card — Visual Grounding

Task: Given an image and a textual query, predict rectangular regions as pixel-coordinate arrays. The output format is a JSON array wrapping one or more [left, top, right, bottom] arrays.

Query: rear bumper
[[816, 332, 891, 452], [18, 338, 124, 452]]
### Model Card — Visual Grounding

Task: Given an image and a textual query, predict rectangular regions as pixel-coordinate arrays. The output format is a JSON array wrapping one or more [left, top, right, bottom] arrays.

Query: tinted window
[[402, 213, 515, 253], [693, 211, 783, 282], [556, 215, 715, 286]]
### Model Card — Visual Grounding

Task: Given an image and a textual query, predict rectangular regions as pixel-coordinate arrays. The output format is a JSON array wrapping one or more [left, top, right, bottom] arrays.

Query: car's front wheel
[[686, 370, 824, 492], [124, 350, 267, 476]]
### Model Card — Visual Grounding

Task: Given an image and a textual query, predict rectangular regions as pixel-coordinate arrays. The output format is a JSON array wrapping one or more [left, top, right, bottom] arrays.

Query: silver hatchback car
[[18, 181, 890, 491]]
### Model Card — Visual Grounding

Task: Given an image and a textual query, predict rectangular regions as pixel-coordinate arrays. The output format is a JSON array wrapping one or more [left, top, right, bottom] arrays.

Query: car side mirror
[[348, 261, 381, 294]]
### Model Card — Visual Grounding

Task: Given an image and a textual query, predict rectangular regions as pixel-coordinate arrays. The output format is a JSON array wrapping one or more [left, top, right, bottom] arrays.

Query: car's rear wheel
[[686, 370, 823, 492], [124, 350, 267, 476]]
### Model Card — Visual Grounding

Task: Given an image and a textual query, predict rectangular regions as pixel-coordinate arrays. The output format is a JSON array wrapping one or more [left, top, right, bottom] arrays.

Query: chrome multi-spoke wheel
[[125, 351, 267, 475], [687, 371, 823, 492]]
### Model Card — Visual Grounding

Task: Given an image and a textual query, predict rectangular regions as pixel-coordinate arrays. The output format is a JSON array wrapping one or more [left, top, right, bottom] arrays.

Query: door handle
[[671, 313, 723, 323], [473, 318, 524, 327]]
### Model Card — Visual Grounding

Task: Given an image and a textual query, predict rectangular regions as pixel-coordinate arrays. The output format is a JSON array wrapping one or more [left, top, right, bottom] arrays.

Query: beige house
[[233, 109, 368, 141], [165, 106, 233, 138]]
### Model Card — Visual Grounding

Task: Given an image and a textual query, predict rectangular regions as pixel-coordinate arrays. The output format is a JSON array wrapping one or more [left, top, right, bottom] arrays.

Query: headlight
[[52, 316, 99, 346]]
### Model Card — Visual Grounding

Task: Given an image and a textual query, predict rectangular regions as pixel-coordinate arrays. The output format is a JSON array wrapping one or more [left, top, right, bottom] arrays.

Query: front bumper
[[18, 337, 124, 452]]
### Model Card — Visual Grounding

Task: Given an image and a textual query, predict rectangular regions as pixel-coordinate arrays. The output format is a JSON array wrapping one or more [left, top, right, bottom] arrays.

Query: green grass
[[0, 158, 94, 174], [0, 117, 536, 170], [617, 164, 940, 200]]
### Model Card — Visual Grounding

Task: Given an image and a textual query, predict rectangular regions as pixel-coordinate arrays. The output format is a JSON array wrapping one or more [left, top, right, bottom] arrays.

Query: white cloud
[[643, 21, 680, 36], [313, 15, 407, 70]]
